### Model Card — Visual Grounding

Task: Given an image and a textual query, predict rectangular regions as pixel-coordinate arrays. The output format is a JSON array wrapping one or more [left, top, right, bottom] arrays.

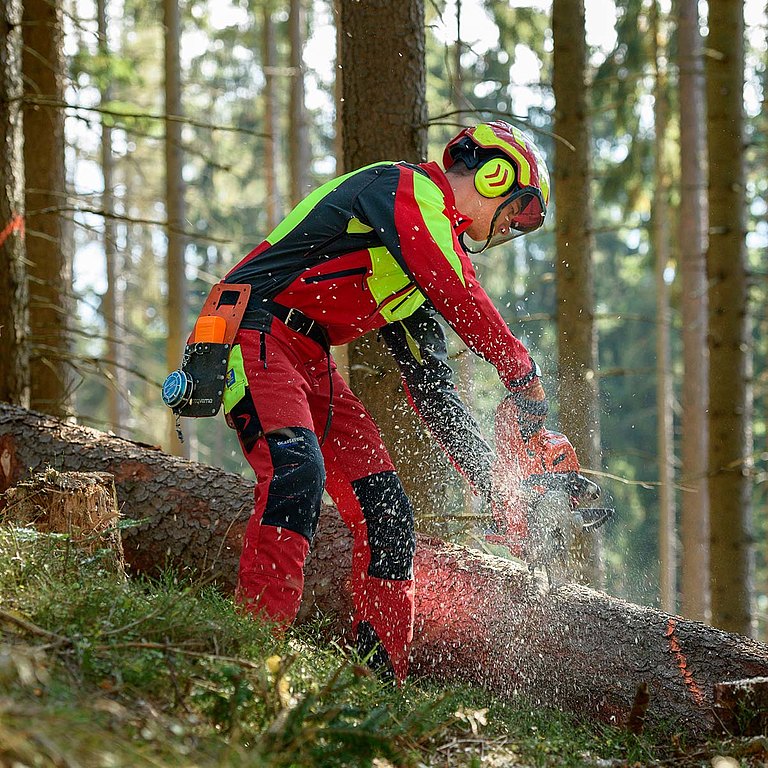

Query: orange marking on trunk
[[0, 214, 24, 248], [666, 618, 705, 706]]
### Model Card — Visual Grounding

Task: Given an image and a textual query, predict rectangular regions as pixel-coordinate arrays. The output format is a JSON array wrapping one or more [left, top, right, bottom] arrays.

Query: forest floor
[[0, 524, 765, 768]]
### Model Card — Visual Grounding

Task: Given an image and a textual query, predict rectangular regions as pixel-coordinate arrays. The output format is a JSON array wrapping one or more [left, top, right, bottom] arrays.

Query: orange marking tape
[[666, 618, 705, 706], [0, 214, 25, 248]]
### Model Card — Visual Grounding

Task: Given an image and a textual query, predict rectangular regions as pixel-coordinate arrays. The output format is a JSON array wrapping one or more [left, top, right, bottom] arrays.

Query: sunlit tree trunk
[[451, 0, 474, 518], [331, 0, 349, 382], [262, 0, 282, 231], [164, 0, 187, 456], [762, 0, 768, 642], [552, 0, 603, 585], [339, 0, 451, 520], [706, 0, 754, 637], [288, 0, 309, 206], [651, 0, 676, 614], [333, 0, 343, 176], [22, 0, 71, 417], [0, 0, 29, 407], [677, 0, 710, 622], [97, 0, 126, 434]]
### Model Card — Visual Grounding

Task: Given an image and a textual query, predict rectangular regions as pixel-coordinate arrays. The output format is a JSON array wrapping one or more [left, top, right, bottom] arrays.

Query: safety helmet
[[443, 121, 550, 251]]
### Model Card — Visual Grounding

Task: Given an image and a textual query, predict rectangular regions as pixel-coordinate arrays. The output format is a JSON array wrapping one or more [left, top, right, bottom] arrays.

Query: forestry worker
[[218, 120, 569, 682]]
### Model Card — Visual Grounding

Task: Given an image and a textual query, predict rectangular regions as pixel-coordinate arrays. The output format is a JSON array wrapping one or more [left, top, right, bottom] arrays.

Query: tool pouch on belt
[[162, 283, 251, 419]]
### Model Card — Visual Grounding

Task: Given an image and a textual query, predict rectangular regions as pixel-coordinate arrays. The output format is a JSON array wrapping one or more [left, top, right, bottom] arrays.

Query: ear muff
[[474, 157, 516, 198]]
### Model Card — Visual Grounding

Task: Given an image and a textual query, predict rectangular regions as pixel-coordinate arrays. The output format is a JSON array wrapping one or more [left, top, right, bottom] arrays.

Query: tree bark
[[22, 0, 71, 417], [676, 0, 710, 624], [339, 0, 453, 522], [651, 0, 676, 614], [262, 0, 282, 231], [164, 0, 187, 457], [288, 0, 309, 207], [706, 0, 753, 636], [552, 0, 603, 585], [1, 403, 768, 735], [97, 0, 126, 435], [0, 0, 29, 407]]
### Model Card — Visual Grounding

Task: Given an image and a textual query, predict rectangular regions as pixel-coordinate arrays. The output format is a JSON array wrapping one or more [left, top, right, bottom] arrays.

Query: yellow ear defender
[[474, 157, 516, 198]]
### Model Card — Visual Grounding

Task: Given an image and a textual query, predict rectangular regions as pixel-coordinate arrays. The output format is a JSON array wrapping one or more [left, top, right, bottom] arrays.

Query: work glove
[[503, 368, 549, 440], [501, 389, 548, 440]]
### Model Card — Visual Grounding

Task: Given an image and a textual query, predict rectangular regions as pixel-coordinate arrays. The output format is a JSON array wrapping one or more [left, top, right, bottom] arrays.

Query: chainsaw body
[[490, 409, 614, 583]]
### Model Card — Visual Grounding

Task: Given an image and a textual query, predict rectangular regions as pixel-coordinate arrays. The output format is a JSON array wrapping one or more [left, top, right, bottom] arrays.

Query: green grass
[[0, 524, 763, 767]]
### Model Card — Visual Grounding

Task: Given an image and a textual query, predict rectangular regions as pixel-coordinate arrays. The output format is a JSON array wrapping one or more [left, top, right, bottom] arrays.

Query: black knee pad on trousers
[[351, 471, 415, 580], [261, 427, 325, 542]]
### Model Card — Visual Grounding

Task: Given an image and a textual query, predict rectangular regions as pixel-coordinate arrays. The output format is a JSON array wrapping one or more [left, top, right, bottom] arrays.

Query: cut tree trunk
[[1, 404, 767, 735]]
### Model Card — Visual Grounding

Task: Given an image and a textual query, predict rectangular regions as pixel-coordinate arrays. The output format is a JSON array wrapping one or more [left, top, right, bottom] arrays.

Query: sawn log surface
[[1, 403, 767, 734]]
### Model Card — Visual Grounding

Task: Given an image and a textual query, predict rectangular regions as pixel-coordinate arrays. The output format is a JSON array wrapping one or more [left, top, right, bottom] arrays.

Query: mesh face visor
[[488, 188, 547, 245], [461, 187, 547, 253]]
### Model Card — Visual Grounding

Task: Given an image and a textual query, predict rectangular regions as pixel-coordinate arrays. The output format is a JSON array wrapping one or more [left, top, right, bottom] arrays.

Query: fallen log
[[1, 403, 767, 735]]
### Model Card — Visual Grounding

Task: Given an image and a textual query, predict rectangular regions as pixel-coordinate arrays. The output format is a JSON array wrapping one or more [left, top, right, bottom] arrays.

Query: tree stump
[[3, 468, 125, 574], [713, 677, 768, 736]]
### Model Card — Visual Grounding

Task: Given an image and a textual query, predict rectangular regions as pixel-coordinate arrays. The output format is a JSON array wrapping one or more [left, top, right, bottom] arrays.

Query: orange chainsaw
[[489, 408, 614, 584]]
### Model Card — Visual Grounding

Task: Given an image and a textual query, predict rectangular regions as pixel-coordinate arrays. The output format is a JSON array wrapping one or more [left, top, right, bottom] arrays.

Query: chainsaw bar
[[521, 471, 615, 588]]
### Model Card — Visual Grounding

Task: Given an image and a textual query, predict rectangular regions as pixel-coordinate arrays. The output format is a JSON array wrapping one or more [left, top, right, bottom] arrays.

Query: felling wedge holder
[[162, 284, 251, 440], [189, 283, 252, 348]]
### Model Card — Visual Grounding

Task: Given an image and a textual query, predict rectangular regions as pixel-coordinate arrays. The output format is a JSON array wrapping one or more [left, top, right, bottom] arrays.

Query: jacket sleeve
[[355, 165, 538, 392], [380, 303, 494, 502]]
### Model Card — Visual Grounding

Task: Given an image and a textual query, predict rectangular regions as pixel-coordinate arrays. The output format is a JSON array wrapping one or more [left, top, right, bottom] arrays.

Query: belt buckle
[[285, 307, 314, 336]]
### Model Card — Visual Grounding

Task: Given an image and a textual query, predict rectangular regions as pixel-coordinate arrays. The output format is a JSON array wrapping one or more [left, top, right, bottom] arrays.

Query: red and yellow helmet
[[443, 121, 550, 250]]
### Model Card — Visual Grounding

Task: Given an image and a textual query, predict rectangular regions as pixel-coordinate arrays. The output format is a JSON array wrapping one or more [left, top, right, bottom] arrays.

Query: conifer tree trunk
[[451, 0, 475, 519], [333, 0, 343, 177], [262, 1, 282, 231], [339, 0, 452, 521], [164, 0, 187, 456], [677, 0, 710, 622], [330, 0, 349, 382], [288, 0, 309, 206], [0, 0, 29, 407], [651, 0, 676, 614], [97, 0, 125, 434], [22, 0, 70, 416], [552, 0, 602, 585], [706, 0, 753, 636]]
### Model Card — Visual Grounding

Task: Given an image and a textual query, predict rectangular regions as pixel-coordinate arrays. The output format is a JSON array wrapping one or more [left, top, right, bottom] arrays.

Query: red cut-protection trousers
[[229, 322, 415, 681]]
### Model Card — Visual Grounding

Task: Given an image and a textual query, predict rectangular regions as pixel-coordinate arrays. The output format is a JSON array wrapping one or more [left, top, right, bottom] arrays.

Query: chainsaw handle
[[574, 507, 615, 531]]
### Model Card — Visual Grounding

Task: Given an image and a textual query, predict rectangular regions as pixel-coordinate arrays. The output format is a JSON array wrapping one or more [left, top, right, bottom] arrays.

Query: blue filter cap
[[162, 369, 193, 408]]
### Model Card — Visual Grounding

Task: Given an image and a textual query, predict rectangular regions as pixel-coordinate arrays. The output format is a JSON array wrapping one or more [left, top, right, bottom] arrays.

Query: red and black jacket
[[224, 160, 538, 499]]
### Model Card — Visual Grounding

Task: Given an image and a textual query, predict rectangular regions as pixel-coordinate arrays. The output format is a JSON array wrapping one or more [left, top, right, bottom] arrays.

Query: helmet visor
[[487, 188, 547, 247], [460, 187, 548, 254]]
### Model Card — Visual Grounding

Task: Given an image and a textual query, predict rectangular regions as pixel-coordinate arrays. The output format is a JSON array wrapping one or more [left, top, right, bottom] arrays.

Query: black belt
[[260, 300, 330, 351]]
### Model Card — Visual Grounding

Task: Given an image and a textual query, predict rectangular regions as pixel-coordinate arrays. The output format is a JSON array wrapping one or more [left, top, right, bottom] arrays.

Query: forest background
[[1, 0, 766, 640]]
